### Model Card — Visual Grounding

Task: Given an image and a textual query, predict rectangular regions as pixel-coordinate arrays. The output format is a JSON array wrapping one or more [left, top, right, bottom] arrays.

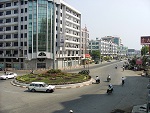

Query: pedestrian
[[69, 110, 73, 113], [122, 66, 124, 71]]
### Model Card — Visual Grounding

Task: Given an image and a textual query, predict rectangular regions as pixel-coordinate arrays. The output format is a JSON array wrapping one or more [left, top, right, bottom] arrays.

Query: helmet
[[70, 110, 73, 113]]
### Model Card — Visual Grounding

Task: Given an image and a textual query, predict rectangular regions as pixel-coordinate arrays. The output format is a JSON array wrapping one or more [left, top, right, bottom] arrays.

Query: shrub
[[78, 70, 90, 75], [47, 69, 62, 74]]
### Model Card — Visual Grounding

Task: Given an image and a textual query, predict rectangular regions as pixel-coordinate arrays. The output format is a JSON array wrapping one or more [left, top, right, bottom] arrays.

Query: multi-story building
[[89, 38, 118, 57], [81, 26, 89, 59], [0, 0, 81, 70]]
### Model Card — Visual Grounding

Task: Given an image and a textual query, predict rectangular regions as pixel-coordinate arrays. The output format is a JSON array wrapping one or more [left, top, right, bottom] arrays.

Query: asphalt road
[[0, 61, 148, 113]]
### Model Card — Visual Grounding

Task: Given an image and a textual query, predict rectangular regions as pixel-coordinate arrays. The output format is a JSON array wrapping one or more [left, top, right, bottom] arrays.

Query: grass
[[16, 69, 91, 85]]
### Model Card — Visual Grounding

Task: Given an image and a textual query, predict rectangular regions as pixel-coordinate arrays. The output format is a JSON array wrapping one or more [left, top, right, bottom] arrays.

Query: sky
[[64, 0, 150, 50]]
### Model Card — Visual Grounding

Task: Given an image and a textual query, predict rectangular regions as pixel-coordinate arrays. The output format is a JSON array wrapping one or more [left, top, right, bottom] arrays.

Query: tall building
[[81, 26, 89, 59], [0, 0, 81, 70]]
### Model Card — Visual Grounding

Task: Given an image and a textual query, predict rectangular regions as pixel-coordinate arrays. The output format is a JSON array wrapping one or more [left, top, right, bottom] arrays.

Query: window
[[14, 9, 18, 14], [6, 27, 11, 31], [14, 17, 18, 22], [6, 35, 11, 39], [21, 1, 24, 5], [24, 42, 27, 46], [6, 11, 11, 15], [21, 9, 23, 13], [6, 42, 11, 47], [21, 25, 23, 30], [14, 42, 18, 46], [25, 1, 27, 4], [21, 42, 23, 46], [6, 3, 11, 7], [0, 35, 3, 39], [14, 34, 18, 38], [14, 1, 18, 6], [0, 12, 3, 16], [0, 19, 3, 23], [29, 14, 32, 19], [21, 17, 23, 21], [6, 19, 11, 23], [0, 4, 3, 8], [0, 43, 3, 47], [24, 33, 27, 38], [24, 25, 27, 29], [14, 26, 18, 30], [0, 27, 3, 31], [25, 16, 27, 21], [21, 33, 23, 38], [25, 8, 27, 13]]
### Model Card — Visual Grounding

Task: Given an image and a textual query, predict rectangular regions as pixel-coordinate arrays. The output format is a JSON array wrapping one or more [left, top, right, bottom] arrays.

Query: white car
[[0, 72, 17, 80], [27, 82, 55, 93]]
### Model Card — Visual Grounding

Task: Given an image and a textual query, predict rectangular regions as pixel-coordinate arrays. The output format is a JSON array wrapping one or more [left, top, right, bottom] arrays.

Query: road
[[0, 61, 148, 113]]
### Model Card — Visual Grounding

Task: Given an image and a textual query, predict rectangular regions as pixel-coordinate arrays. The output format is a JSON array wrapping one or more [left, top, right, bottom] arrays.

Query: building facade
[[0, 0, 81, 70], [89, 38, 118, 58], [80, 26, 89, 59]]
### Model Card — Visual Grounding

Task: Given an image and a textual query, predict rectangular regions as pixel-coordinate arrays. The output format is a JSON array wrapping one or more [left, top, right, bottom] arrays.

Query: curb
[[10, 78, 95, 89]]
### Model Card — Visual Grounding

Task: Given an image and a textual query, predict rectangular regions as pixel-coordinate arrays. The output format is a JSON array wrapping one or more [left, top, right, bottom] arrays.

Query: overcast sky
[[64, 0, 150, 50]]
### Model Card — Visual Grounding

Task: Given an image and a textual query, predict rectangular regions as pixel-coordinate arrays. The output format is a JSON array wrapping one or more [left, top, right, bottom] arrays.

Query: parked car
[[0, 72, 17, 80], [27, 82, 55, 93]]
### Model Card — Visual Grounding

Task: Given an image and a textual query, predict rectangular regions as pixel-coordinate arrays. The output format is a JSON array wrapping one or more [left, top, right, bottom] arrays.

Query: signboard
[[141, 36, 150, 45], [136, 59, 142, 65], [59, 34, 64, 47]]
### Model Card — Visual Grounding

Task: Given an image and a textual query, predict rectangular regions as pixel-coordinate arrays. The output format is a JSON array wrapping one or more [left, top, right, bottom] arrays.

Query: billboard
[[141, 36, 150, 45]]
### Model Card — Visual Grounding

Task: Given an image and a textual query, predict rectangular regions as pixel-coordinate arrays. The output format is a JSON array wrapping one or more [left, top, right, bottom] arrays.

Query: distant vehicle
[[0, 72, 17, 80], [95, 61, 99, 64], [107, 60, 111, 62], [27, 82, 55, 93]]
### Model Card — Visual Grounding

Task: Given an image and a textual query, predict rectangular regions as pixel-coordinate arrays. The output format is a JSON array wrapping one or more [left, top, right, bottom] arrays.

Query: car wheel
[[46, 89, 50, 93], [31, 89, 36, 92], [46, 89, 53, 93], [5, 77, 8, 80]]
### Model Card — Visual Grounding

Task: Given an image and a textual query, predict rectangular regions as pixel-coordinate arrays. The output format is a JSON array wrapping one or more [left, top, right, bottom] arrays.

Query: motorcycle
[[107, 77, 111, 82], [95, 79, 100, 84], [122, 80, 125, 86], [107, 88, 113, 94]]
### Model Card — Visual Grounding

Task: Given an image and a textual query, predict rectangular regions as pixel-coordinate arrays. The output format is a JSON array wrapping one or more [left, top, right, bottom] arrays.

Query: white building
[[81, 26, 89, 59], [0, 0, 81, 70], [89, 38, 118, 57]]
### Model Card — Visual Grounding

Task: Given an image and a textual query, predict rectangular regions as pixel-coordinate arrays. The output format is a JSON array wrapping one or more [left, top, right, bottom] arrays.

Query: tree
[[141, 45, 149, 56], [89, 50, 100, 61]]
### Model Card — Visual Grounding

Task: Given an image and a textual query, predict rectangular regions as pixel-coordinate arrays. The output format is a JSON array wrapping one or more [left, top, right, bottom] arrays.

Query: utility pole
[[53, 0, 56, 69]]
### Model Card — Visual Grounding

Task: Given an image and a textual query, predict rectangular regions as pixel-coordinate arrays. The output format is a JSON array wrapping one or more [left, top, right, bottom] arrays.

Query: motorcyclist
[[115, 64, 118, 69], [107, 83, 113, 93], [121, 77, 125, 85], [107, 74, 111, 82], [95, 76, 100, 83]]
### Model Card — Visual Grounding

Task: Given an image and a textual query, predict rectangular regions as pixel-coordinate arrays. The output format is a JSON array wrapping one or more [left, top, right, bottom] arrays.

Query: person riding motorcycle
[[107, 74, 111, 82], [107, 83, 113, 93], [95, 76, 100, 83], [121, 77, 125, 86], [115, 64, 118, 69]]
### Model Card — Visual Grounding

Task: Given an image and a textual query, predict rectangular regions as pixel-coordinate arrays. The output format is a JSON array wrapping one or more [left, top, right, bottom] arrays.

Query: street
[[0, 61, 148, 113]]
